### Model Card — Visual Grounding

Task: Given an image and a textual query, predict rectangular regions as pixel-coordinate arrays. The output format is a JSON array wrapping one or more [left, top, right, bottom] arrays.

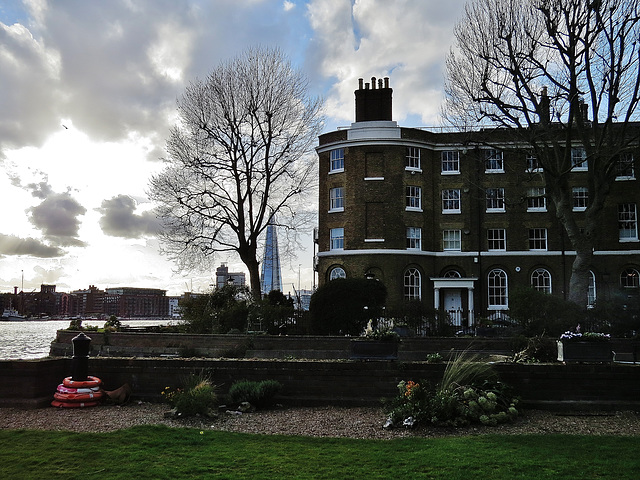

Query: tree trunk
[[547, 176, 597, 307], [568, 247, 593, 306], [242, 255, 262, 300]]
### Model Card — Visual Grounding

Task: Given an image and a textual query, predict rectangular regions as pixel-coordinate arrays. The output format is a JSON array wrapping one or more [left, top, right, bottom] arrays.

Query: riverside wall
[[2, 356, 640, 411], [50, 330, 525, 360]]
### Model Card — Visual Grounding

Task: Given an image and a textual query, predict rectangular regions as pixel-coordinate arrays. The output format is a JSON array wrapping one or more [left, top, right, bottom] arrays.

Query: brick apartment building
[[315, 78, 640, 328]]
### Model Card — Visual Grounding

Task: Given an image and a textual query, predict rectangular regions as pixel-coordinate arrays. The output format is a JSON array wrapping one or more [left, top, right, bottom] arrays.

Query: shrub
[[309, 278, 387, 335], [228, 379, 282, 408], [385, 352, 518, 428], [509, 286, 583, 336], [162, 373, 217, 417], [512, 335, 557, 363], [104, 315, 121, 331]]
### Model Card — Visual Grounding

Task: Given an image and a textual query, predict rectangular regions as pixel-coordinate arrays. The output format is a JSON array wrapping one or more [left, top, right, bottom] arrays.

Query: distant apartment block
[[215, 264, 246, 289]]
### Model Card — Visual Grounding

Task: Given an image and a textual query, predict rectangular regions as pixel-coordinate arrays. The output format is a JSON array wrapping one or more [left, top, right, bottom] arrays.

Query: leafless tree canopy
[[149, 47, 323, 297], [445, 0, 640, 304]]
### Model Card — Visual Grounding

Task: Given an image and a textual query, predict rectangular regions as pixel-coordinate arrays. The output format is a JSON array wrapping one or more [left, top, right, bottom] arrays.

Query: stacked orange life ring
[[51, 376, 103, 408]]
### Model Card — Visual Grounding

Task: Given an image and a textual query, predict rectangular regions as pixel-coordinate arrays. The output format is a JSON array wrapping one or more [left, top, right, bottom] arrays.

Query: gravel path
[[2, 403, 640, 439]]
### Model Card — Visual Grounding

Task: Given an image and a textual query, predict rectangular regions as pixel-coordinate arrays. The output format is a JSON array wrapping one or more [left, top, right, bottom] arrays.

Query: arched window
[[487, 269, 508, 308], [620, 268, 640, 288], [404, 268, 421, 300], [587, 271, 596, 307], [443, 270, 462, 278], [329, 267, 346, 281], [531, 268, 552, 294]]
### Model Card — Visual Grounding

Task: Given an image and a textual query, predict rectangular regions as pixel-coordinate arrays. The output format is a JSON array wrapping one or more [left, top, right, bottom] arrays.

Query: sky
[[0, 0, 466, 297]]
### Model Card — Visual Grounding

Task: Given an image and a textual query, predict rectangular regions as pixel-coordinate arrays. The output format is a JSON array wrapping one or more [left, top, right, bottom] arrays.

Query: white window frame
[[486, 188, 505, 212], [329, 148, 344, 173], [527, 187, 546, 212], [616, 153, 635, 180], [329, 267, 346, 280], [406, 147, 421, 171], [571, 147, 588, 171], [619, 203, 638, 242], [404, 268, 422, 300], [442, 189, 461, 214], [443, 229, 461, 251], [441, 151, 460, 174], [329, 187, 344, 212], [406, 185, 422, 211], [406, 227, 422, 250], [528, 228, 548, 251], [526, 153, 541, 173], [572, 187, 588, 211], [531, 268, 552, 294], [485, 149, 504, 173], [620, 268, 640, 288], [487, 228, 506, 251], [588, 271, 596, 307], [487, 269, 508, 309], [330, 227, 344, 250]]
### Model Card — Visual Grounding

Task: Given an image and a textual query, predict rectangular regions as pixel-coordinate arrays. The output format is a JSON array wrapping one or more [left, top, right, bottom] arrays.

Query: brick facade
[[316, 78, 640, 327]]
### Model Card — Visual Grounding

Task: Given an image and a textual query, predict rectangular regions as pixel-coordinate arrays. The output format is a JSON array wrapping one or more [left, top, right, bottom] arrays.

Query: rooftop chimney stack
[[538, 86, 550, 124], [355, 76, 392, 122]]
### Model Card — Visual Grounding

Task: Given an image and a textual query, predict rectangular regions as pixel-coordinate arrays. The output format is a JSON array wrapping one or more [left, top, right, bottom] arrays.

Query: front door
[[443, 289, 463, 326]]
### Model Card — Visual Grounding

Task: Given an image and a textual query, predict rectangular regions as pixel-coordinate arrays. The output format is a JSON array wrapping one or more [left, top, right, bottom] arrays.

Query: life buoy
[[54, 390, 104, 402], [62, 376, 102, 388], [51, 400, 100, 408], [57, 384, 100, 394]]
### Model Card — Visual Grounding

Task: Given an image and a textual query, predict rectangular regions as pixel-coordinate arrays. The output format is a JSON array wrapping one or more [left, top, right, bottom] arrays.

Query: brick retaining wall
[[2, 357, 640, 411]]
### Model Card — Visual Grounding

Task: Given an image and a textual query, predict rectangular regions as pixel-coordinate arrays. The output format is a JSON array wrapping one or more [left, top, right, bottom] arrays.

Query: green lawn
[[1, 426, 638, 479]]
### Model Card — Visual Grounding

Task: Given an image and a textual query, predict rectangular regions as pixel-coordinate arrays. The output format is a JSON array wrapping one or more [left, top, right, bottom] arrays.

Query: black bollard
[[71, 332, 92, 381]]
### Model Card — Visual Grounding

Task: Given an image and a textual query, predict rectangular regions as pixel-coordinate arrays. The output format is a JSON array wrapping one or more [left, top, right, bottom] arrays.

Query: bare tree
[[149, 47, 323, 298], [445, 0, 640, 305]]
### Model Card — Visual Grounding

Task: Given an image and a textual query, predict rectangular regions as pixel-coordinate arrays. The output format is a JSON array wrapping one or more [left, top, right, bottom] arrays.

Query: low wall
[[50, 331, 521, 360], [2, 356, 640, 411]]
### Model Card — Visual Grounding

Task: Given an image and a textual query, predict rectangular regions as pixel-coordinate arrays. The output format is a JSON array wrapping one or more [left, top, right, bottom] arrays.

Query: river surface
[[0, 319, 174, 360]]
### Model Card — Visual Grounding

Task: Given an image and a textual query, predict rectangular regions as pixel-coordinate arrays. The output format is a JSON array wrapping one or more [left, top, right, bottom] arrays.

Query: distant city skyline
[[0, 1, 465, 296]]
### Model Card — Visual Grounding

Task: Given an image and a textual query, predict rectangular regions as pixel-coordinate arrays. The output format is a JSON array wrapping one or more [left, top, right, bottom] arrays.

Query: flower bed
[[557, 331, 613, 363]]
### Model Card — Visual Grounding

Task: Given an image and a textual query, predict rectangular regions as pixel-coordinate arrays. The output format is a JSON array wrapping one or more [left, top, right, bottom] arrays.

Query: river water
[[0, 319, 173, 360]]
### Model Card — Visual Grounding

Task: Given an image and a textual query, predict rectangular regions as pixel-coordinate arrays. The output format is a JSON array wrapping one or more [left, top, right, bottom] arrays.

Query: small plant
[[67, 318, 83, 330], [425, 352, 443, 363], [228, 379, 282, 409], [362, 322, 400, 341], [161, 373, 218, 417], [104, 315, 121, 331]]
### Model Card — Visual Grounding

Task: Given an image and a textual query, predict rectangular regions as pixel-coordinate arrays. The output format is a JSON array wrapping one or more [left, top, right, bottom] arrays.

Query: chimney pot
[[355, 76, 393, 122], [358, 78, 363, 90]]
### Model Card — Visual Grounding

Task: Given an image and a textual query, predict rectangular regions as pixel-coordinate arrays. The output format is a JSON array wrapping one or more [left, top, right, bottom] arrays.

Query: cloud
[[306, 0, 466, 125], [0, 0, 316, 161], [25, 179, 53, 199], [98, 195, 160, 238], [0, 233, 64, 258], [0, 21, 63, 154], [28, 192, 87, 247]]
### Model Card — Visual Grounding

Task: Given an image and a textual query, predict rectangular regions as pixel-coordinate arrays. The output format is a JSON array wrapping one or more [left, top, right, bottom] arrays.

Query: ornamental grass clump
[[161, 373, 218, 417], [228, 379, 282, 409], [385, 351, 519, 428]]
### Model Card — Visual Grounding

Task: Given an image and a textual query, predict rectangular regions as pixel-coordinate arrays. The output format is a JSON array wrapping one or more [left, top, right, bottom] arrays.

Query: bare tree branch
[[149, 46, 323, 298], [445, 0, 640, 304]]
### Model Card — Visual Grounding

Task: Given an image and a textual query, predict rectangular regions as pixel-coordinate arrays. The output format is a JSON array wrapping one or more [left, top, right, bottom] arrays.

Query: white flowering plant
[[559, 331, 611, 342]]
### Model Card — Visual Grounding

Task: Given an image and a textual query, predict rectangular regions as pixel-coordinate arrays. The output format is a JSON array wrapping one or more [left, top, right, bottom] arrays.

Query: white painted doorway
[[443, 289, 463, 326]]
